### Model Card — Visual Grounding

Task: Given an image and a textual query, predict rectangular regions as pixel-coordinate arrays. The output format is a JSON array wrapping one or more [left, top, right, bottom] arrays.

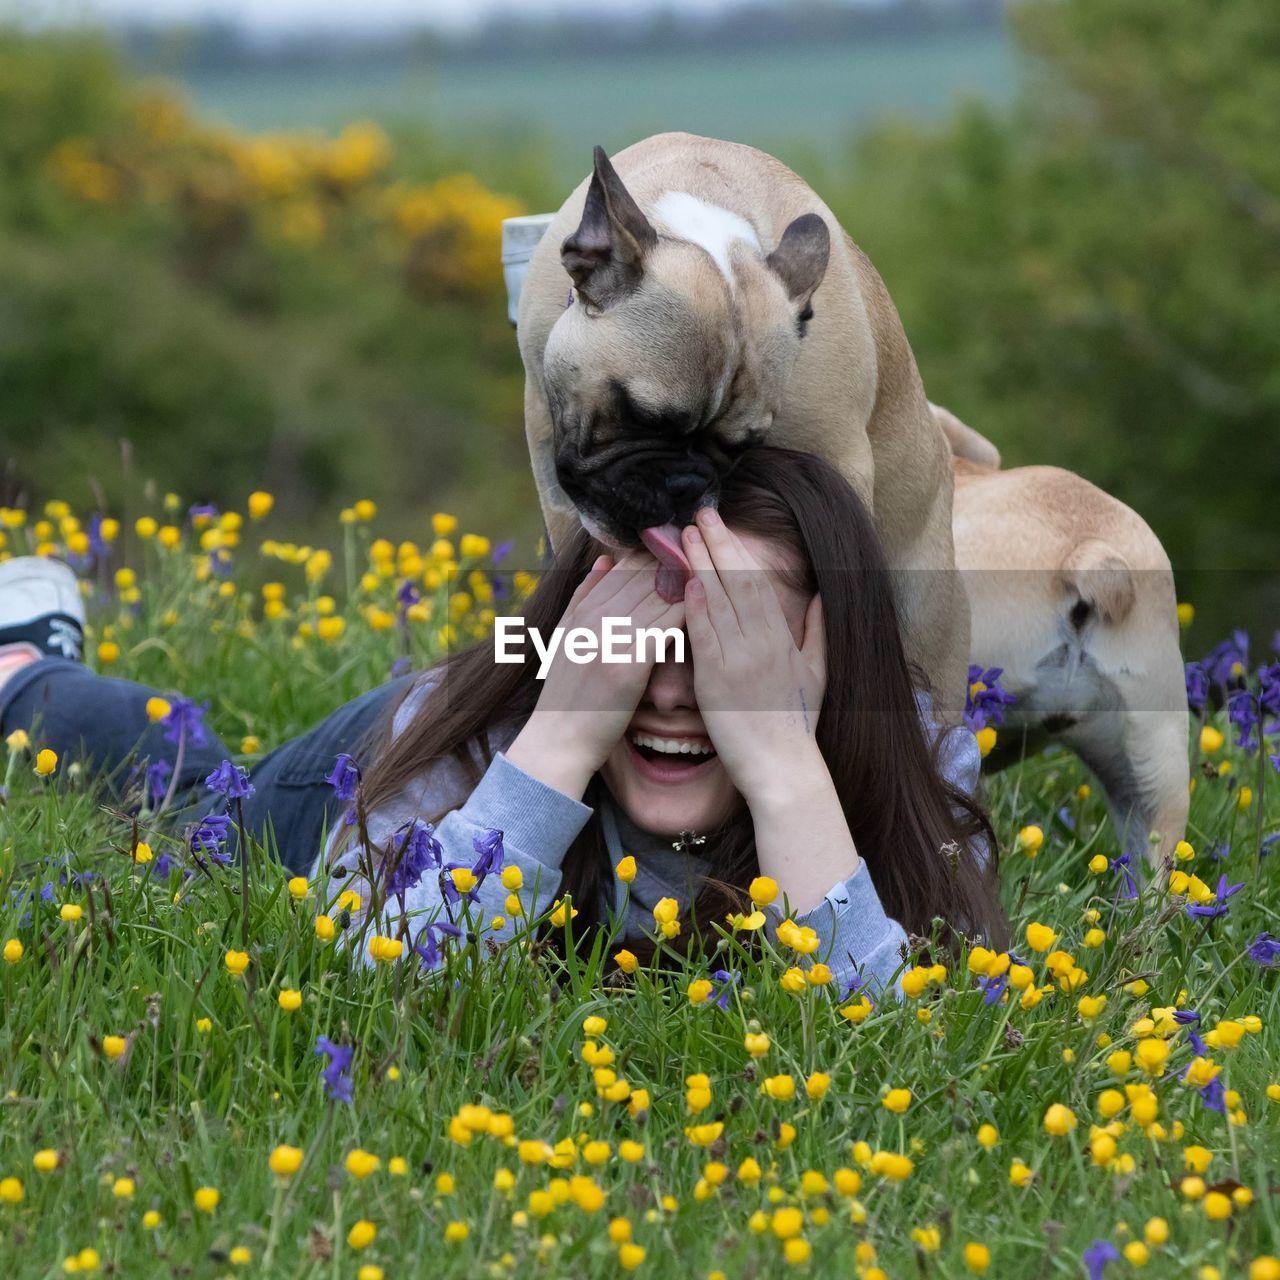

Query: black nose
[[663, 472, 708, 505]]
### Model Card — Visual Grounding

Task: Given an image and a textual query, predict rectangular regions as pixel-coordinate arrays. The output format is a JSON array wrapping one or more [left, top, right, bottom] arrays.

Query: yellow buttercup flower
[[345, 1148, 381, 1179], [1043, 1103, 1077, 1135], [1017, 825, 1044, 856], [368, 936, 404, 963], [614, 855, 637, 883], [347, 1220, 376, 1250], [34, 748, 58, 776], [248, 492, 274, 520], [269, 1145, 303, 1178], [193, 1186, 220, 1213], [224, 950, 250, 975]]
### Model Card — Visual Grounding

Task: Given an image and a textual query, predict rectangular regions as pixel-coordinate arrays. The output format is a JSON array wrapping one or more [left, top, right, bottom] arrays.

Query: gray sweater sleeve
[[778, 865, 910, 1000], [322, 750, 592, 947]]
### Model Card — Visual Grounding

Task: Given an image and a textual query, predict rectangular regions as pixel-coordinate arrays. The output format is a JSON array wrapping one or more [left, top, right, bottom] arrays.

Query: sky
[[29, 0, 754, 35]]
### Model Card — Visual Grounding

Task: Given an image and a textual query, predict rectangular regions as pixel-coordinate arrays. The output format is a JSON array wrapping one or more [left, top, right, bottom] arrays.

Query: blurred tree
[[842, 0, 1280, 635]]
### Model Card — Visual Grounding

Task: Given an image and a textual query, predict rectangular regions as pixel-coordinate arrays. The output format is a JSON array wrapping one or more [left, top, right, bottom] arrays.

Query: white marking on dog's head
[[652, 191, 761, 287]]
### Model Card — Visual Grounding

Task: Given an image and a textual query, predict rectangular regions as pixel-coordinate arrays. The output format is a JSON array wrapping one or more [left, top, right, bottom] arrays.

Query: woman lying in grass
[[0, 446, 1004, 992], [323, 446, 1006, 989]]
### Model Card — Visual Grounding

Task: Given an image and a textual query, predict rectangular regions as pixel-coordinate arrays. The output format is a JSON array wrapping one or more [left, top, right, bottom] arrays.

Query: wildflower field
[[1, 498, 1279, 1280]]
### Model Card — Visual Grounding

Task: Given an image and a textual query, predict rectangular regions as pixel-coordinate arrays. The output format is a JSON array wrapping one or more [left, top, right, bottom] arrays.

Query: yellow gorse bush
[[43, 87, 521, 299]]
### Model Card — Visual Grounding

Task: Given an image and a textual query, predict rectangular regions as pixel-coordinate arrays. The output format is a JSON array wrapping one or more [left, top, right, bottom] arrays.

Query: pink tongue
[[640, 523, 692, 603]]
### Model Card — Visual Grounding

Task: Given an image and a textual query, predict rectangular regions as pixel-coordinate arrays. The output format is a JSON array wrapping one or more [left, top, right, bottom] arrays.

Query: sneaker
[[0, 557, 86, 661]]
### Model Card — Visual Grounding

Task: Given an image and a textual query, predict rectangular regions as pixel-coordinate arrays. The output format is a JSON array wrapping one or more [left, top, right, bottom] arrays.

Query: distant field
[[171, 31, 1016, 188]]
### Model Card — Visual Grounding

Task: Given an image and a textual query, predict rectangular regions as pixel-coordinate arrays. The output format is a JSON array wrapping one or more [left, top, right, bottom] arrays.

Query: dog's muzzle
[[556, 447, 721, 542]]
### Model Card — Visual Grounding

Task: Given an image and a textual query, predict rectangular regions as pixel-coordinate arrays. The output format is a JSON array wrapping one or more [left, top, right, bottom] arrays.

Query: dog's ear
[[561, 145, 656, 309], [766, 213, 830, 312]]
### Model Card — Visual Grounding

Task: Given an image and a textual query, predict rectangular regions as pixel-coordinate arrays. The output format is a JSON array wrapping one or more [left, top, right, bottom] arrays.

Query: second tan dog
[[935, 405, 1190, 862]]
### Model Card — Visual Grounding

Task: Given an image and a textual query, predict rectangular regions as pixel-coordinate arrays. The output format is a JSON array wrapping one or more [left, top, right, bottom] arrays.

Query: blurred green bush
[[0, 31, 536, 556], [835, 0, 1280, 635]]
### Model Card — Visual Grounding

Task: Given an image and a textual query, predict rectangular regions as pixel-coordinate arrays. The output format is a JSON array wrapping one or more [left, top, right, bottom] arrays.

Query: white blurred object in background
[[501, 213, 555, 326]]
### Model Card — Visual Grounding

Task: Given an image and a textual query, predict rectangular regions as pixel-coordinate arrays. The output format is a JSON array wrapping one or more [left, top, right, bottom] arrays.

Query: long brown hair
[[353, 446, 1006, 959]]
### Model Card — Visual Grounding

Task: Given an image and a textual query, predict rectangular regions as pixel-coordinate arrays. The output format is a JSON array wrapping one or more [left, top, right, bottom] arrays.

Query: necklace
[[672, 830, 707, 854]]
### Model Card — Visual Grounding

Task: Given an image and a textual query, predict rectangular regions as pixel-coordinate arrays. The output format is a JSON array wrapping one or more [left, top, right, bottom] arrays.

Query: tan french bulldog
[[516, 134, 969, 721], [936, 404, 1190, 862]]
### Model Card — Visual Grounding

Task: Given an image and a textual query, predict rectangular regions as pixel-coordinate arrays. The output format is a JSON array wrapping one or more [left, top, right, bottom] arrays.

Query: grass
[[1, 499, 1279, 1280]]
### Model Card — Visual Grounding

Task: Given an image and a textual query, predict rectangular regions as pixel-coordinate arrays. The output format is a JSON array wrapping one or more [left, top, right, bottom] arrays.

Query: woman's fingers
[[682, 523, 742, 646], [567, 554, 613, 610], [576, 546, 656, 616], [693, 508, 766, 630], [683, 575, 722, 667]]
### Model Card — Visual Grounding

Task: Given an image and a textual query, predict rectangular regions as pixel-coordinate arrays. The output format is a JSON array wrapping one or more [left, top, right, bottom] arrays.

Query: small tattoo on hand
[[800, 689, 811, 735]]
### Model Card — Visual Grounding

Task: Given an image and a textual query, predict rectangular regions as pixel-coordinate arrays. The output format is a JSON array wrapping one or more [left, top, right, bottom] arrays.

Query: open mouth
[[625, 731, 718, 784]]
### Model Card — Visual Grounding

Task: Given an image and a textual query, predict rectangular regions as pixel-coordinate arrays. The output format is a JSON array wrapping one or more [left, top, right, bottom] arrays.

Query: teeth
[[630, 733, 715, 756]]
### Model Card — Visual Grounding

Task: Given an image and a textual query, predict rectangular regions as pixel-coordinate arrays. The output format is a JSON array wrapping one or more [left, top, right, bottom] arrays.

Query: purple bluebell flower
[[205, 759, 255, 800], [1248, 932, 1280, 967], [1173, 1009, 1200, 1025], [964, 665, 1018, 731], [492, 539, 513, 566], [472, 829, 505, 879], [161, 697, 210, 748], [1057, 805, 1076, 832], [324, 754, 360, 803], [396, 580, 421, 610], [1208, 840, 1229, 862], [413, 920, 463, 971], [1262, 832, 1280, 857], [840, 974, 875, 1008], [386, 819, 443, 896], [148, 850, 178, 879], [1110, 854, 1138, 900], [208, 548, 234, 578], [88, 514, 111, 560], [1204, 630, 1249, 688], [1258, 663, 1280, 722], [709, 968, 738, 1011], [188, 502, 219, 525], [188, 812, 233, 864], [980, 972, 1008, 1006], [1227, 689, 1261, 754], [1084, 1240, 1120, 1280], [314, 1036, 353, 1104], [390, 656, 413, 679], [145, 759, 172, 806], [1199, 1077, 1227, 1115], [1186, 872, 1243, 921], [1184, 661, 1209, 716]]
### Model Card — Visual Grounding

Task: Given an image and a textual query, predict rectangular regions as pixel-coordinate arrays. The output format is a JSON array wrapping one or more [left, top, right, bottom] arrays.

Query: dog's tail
[[1057, 538, 1135, 626], [929, 402, 1002, 470]]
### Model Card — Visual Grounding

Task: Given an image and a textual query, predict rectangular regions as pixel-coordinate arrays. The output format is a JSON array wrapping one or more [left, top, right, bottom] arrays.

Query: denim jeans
[[0, 658, 413, 874]]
